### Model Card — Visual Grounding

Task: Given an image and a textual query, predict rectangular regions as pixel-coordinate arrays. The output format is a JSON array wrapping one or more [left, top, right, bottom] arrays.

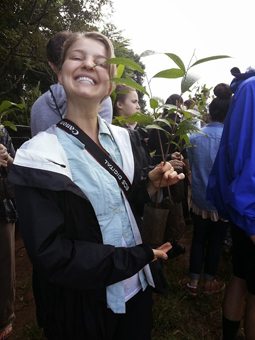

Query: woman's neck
[[65, 100, 100, 143]]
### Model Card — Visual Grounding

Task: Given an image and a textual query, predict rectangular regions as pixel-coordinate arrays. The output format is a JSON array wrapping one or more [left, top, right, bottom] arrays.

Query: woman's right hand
[[152, 242, 172, 261]]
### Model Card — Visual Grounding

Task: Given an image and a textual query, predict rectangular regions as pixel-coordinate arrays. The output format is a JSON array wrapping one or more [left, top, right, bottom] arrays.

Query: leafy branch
[[108, 51, 231, 157]]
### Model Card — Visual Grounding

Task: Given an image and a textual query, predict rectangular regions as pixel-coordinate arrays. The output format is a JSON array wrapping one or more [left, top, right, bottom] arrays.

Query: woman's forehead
[[67, 37, 107, 56]]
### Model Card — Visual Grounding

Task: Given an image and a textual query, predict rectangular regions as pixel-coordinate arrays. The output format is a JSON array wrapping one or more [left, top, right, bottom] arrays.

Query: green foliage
[[189, 84, 213, 122], [112, 77, 148, 96], [153, 68, 185, 79], [190, 55, 230, 68], [0, 1, 147, 124], [151, 228, 232, 339], [0, 83, 40, 127], [109, 57, 144, 74], [103, 24, 147, 110], [0, 100, 25, 131], [110, 51, 229, 157], [23, 322, 45, 340], [0, 0, 113, 103]]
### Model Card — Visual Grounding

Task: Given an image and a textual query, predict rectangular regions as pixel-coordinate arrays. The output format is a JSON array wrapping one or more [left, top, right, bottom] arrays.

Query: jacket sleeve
[[207, 78, 255, 236], [14, 185, 154, 290]]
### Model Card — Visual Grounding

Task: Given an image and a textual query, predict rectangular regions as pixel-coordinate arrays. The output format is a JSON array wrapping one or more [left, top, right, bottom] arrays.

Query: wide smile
[[76, 76, 96, 86]]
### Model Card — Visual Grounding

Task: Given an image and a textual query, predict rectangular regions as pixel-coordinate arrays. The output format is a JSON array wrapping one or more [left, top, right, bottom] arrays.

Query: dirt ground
[[8, 225, 234, 340], [9, 229, 193, 339], [9, 231, 43, 340]]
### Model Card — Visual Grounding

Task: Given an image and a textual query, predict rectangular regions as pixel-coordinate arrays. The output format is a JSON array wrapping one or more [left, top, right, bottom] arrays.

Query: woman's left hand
[[0, 144, 12, 167], [147, 161, 185, 196]]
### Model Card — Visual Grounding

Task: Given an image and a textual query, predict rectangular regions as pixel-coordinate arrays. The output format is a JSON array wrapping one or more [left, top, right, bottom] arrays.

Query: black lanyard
[[49, 87, 63, 119], [57, 119, 132, 197]]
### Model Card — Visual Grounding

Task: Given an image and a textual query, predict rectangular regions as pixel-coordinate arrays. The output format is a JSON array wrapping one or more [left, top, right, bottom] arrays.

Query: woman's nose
[[82, 58, 96, 70]]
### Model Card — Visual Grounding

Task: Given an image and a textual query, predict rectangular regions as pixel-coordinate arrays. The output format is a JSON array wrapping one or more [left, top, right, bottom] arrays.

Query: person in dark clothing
[[148, 94, 187, 258], [0, 126, 17, 340], [9, 31, 185, 340]]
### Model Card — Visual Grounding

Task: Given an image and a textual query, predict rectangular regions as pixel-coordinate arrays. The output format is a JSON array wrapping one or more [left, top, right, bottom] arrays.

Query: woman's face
[[117, 91, 140, 117], [58, 37, 111, 102]]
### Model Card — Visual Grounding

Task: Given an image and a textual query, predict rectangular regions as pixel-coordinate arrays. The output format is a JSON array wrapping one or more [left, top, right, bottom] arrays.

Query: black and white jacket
[[9, 124, 154, 339]]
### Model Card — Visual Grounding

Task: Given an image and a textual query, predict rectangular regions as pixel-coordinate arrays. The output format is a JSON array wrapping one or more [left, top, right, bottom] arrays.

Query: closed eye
[[94, 58, 108, 69], [70, 56, 82, 61]]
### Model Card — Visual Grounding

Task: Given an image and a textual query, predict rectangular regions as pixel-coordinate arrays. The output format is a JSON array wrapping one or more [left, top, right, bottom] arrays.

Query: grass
[[22, 323, 45, 340], [151, 226, 232, 340]]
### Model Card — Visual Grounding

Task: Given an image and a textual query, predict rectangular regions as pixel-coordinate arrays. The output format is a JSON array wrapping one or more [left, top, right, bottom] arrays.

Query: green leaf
[[150, 98, 159, 109], [165, 53, 186, 72], [108, 57, 144, 73], [112, 113, 154, 127], [140, 50, 157, 58], [146, 124, 171, 135], [190, 55, 231, 68], [116, 64, 125, 78], [112, 116, 126, 127], [0, 100, 17, 113], [130, 113, 154, 125], [112, 77, 149, 95], [2, 120, 17, 131], [154, 118, 172, 128], [161, 104, 179, 111], [153, 68, 185, 79], [181, 110, 193, 119], [181, 72, 199, 93], [182, 134, 191, 145]]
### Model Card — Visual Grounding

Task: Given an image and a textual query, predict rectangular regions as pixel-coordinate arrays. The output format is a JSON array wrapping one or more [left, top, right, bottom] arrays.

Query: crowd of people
[[0, 29, 254, 340]]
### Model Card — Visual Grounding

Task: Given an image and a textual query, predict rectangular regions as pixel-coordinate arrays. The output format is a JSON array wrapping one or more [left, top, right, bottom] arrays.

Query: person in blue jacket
[[207, 68, 255, 340]]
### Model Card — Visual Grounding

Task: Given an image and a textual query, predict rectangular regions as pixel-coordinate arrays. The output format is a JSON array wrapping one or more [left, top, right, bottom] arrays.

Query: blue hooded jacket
[[207, 75, 255, 236]]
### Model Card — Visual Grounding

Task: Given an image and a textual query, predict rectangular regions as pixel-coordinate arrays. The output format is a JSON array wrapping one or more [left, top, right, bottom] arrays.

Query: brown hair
[[46, 31, 72, 67], [209, 83, 232, 122]]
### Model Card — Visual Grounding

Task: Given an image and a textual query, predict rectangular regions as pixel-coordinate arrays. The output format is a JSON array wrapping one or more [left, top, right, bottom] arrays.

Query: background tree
[[0, 0, 146, 124], [0, 0, 112, 102], [102, 23, 146, 110]]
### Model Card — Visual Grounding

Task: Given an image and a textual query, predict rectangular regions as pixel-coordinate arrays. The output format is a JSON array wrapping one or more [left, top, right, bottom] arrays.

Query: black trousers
[[106, 287, 153, 340], [189, 213, 228, 277], [231, 224, 255, 294]]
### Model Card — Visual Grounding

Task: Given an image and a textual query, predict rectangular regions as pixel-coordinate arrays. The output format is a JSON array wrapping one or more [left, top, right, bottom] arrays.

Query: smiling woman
[[9, 31, 184, 340], [57, 32, 115, 111]]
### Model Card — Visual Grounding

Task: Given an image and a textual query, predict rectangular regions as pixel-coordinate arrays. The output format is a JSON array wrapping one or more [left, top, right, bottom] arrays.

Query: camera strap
[[49, 87, 63, 119], [57, 119, 132, 198]]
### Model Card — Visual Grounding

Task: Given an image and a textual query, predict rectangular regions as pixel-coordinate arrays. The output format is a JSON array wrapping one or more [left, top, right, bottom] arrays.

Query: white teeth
[[77, 76, 95, 85]]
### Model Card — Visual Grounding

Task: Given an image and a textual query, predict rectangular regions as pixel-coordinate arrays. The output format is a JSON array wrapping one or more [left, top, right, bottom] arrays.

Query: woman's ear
[[57, 71, 63, 85], [106, 82, 114, 97], [48, 61, 59, 75], [116, 101, 123, 110]]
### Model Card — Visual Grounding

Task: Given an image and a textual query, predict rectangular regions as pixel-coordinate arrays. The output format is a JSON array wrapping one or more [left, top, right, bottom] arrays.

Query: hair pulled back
[[209, 83, 232, 122]]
